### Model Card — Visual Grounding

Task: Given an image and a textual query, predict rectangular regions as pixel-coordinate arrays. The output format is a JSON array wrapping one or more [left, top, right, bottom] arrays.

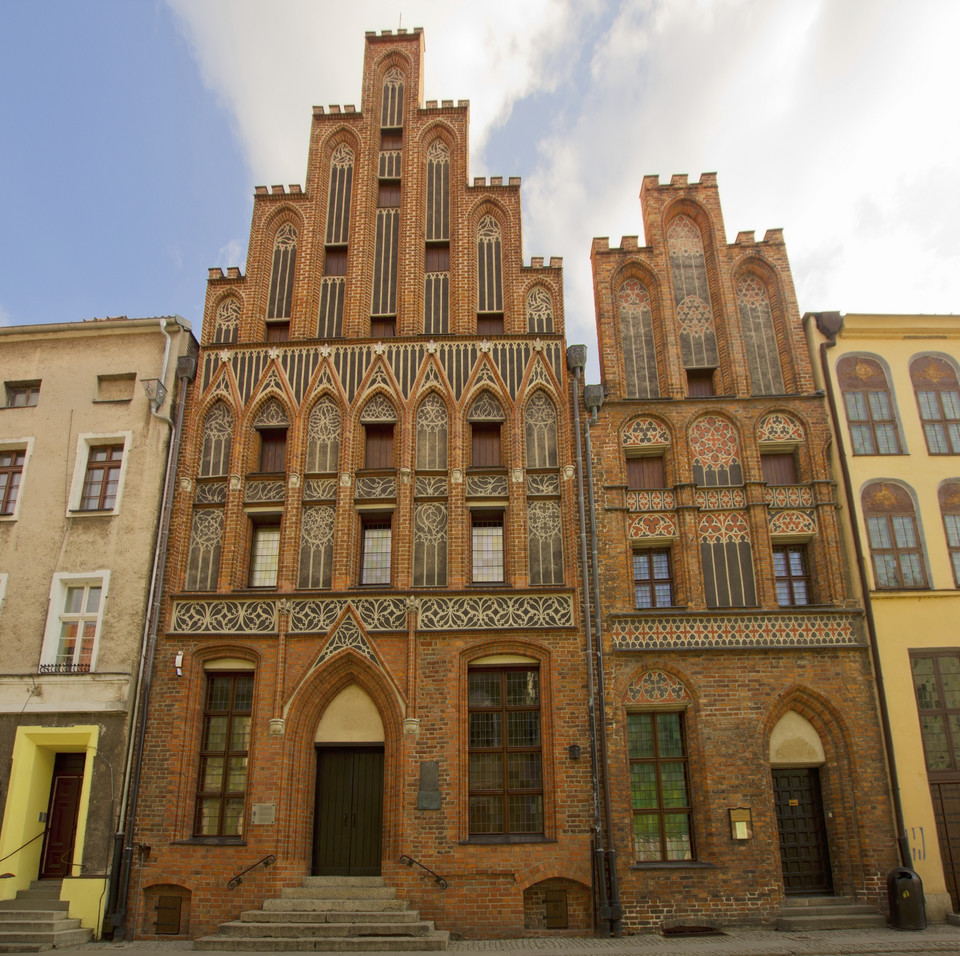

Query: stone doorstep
[[194, 936, 449, 952], [215, 920, 438, 938], [777, 895, 886, 932], [0, 928, 92, 946], [264, 899, 410, 913], [0, 901, 70, 912], [0, 920, 84, 934], [242, 911, 421, 923], [279, 888, 398, 901]]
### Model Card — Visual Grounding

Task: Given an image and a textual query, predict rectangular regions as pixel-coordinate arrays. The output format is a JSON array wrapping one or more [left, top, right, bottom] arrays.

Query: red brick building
[[579, 173, 900, 931], [122, 29, 592, 940]]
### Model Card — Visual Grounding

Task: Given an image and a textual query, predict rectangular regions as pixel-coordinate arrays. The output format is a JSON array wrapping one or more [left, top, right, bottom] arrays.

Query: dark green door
[[313, 747, 383, 876], [773, 767, 833, 894]]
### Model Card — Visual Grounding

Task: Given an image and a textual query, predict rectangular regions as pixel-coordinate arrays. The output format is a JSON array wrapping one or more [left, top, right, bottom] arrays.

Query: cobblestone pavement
[[63, 923, 960, 956]]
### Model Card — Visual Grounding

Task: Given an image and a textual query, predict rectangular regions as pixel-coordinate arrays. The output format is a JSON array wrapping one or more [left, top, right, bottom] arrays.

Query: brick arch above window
[[624, 669, 691, 706], [468, 391, 505, 422], [359, 393, 398, 423], [756, 411, 805, 444], [622, 416, 671, 449]]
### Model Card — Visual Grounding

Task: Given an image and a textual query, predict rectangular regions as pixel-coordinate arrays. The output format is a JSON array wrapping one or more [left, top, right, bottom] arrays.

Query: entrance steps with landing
[[777, 895, 887, 931], [0, 881, 93, 952], [194, 876, 449, 952]]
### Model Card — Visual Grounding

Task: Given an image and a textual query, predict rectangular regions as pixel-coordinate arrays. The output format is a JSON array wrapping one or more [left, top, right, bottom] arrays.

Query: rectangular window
[[845, 390, 901, 454], [867, 515, 927, 588], [377, 182, 401, 207], [628, 712, 693, 862], [477, 314, 504, 336], [195, 672, 254, 837], [360, 517, 392, 585], [0, 449, 26, 515], [370, 317, 396, 338], [686, 370, 715, 397], [5, 381, 40, 407], [258, 429, 287, 473], [324, 247, 348, 276], [909, 651, 960, 776], [917, 389, 960, 454], [364, 424, 394, 469], [80, 444, 124, 511], [472, 513, 505, 584], [633, 550, 673, 608], [627, 456, 665, 490], [39, 573, 109, 674], [471, 423, 502, 468], [249, 521, 281, 587], [774, 545, 810, 606], [468, 667, 543, 838], [425, 243, 450, 273], [761, 452, 797, 485], [265, 321, 290, 343]]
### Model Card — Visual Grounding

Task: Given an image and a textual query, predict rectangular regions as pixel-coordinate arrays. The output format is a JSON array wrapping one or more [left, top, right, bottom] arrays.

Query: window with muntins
[[361, 517, 392, 585], [249, 521, 281, 587], [0, 449, 26, 515], [774, 545, 810, 606], [736, 274, 784, 395], [4, 381, 40, 407], [628, 712, 693, 862], [47, 582, 102, 673], [667, 215, 718, 370], [838, 355, 902, 454], [306, 400, 340, 473], [940, 482, 960, 587], [633, 550, 673, 608], [911, 356, 960, 454], [186, 509, 223, 591], [472, 513, 505, 583], [477, 216, 503, 326], [415, 395, 447, 470], [618, 279, 659, 398], [468, 667, 543, 838], [863, 482, 927, 588], [266, 223, 297, 321], [80, 445, 123, 510], [910, 651, 960, 776], [195, 672, 254, 837], [199, 404, 232, 477]]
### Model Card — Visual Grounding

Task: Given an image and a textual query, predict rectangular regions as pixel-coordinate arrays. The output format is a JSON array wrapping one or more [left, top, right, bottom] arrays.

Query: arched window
[[213, 298, 240, 345], [526, 287, 553, 334], [618, 279, 659, 398], [325, 143, 354, 245], [185, 509, 223, 592], [524, 392, 558, 469], [305, 400, 341, 474], [266, 223, 297, 323], [298, 505, 335, 590], [320, 143, 354, 338], [425, 141, 449, 242], [939, 482, 960, 586], [911, 356, 960, 455], [689, 416, 742, 487], [416, 394, 448, 470], [838, 356, 902, 455], [477, 216, 503, 334], [424, 141, 450, 334], [736, 274, 783, 395], [862, 482, 927, 589], [468, 392, 505, 467], [381, 67, 404, 128], [667, 215, 718, 371], [199, 404, 232, 477]]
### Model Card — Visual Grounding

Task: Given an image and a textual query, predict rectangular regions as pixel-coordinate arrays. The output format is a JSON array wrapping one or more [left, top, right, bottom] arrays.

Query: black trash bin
[[887, 867, 925, 930]]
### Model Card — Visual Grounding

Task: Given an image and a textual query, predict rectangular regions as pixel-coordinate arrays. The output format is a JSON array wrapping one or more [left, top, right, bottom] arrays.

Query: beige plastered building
[[806, 311, 960, 921], [0, 316, 196, 935]]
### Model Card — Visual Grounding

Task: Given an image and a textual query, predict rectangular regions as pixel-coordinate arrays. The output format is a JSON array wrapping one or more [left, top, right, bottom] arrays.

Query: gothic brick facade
[[126, 29, 591, 940], [581, 174, 899, 931]]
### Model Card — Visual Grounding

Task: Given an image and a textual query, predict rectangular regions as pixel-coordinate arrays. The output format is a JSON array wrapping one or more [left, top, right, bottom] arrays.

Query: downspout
[[815, 319, 910, 868], [582, 383, 622, 936], [108, 337, 198, 938], [565, 346, 610, 934]]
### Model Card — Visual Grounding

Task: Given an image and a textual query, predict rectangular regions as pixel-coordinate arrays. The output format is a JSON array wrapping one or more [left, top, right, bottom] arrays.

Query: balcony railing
[[38, 663, 91, 675]]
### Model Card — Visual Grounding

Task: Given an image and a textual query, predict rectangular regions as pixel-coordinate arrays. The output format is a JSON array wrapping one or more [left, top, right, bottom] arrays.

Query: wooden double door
[[773, 767, 833, 894], [313, 747, 383, 876]]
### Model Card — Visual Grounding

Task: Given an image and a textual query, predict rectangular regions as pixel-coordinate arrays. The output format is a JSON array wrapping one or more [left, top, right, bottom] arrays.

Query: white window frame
[[67, 432, 133, 516], [0, 436, 34, 522], [39, 571, 110, 673]]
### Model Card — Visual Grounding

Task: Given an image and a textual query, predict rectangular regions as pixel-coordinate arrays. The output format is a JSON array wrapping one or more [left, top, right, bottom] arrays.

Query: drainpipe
[[566, 346, 610, 934], [108, 337, 197, 939], [582, 383, 622, 936], [813, 315, 910, 868]]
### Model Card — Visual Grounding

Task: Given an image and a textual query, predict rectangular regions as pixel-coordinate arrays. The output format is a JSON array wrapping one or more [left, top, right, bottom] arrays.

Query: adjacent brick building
[[125, 29, 592, 940], [580, 175, 900, 931]]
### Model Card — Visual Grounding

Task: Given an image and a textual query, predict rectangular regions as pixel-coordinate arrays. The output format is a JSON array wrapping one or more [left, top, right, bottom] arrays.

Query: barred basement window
[[618, 280, 659, 398], [468, 667, 543, 838], [628, 712, 693, 861], [194, 672, 253, 837], [199, 404, 232, 477], [736, 275, 784, 395], [911, 356, 960, 454], [838, 355, 902, 455], [266, 223, 297, 321]]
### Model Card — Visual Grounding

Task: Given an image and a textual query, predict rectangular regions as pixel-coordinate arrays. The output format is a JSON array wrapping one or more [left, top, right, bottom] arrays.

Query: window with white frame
[[40, 572, 109, 673], [68, 433, 132, 515], [0, 438, 33, 519]]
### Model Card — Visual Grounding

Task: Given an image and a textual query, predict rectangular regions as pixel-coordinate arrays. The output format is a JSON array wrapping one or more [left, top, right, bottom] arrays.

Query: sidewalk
[[64, 923, 960, 956]]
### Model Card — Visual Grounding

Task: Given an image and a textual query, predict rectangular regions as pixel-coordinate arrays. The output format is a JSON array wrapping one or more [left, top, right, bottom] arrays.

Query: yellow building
[[807, 312, 960, 921]]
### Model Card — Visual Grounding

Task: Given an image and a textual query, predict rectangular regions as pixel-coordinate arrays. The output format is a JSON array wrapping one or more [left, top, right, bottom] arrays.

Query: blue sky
[[2, 0, 957, 383]]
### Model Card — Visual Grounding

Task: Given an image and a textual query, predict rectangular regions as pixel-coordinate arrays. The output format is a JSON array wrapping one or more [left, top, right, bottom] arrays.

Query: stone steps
[[777, 895, 886, 931], [194, 876, 448, 952], [0, 881, 93, 952]]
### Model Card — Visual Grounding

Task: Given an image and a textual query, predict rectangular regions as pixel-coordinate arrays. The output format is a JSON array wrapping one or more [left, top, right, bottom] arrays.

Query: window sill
[[630, 861, 715, 870], [172, 836, 246, 847], [68, 509, 117, 517], [92, 398, 133, 405], [460, 835, 554, 846]]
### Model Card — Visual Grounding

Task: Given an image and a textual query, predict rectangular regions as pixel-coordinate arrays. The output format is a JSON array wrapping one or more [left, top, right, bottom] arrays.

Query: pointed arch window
[[477, 216, 503, 334], [424, 141, 450, 334], [469, 392, 505, 468], [416, 394, 448, 470], [381, 67, 404, 129], [199, 403, 233, 477], [266, 223, 297, 324], [911, 356, 960, 455], [862, 482, 927, 589], [214, 298, 240, 345], [689, 416, 742, 487], [319, 143, 354, 338], [939, 482, 960, 587], [838, 356, 902, 455], [618, 279, 659, 399], [526, 287, 553, 335], [185, 509, 223, 592], [667, 215, 718, 370], [524, 392, 558, 469], [299, 505, 335, 589], [305, 400, 341, 474], [736, 275, 784, 395], [325, 144, 354, 245]]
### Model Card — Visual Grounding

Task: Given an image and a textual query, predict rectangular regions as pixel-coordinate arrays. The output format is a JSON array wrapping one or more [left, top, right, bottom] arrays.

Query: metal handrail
[[227, 853, 276, 890], [399, 854, 447, 889], [0, 828, 47, 865]]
